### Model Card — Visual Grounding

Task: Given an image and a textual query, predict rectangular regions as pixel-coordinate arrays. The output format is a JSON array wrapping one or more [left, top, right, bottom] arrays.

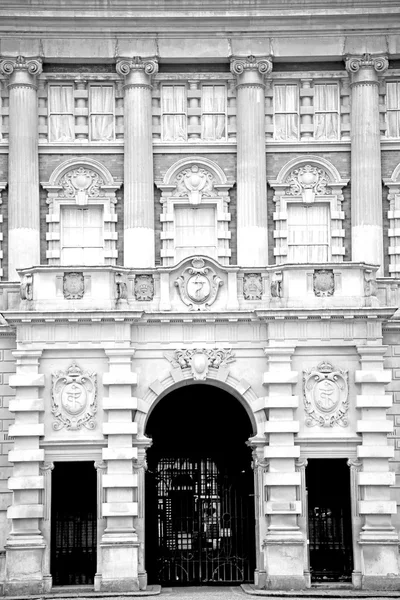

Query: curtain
[[314, 84, 339, 140], [61, 206, 104, 265], [274, 85, 298, 140], [387, 82, 400, 138], [175, 206, 216, 261], [287, 204, 329, 263], [162, 86, 186, 141], [49, 86, 74, 142], [202, 85, 226, 140], [90, 86, 114, 141]]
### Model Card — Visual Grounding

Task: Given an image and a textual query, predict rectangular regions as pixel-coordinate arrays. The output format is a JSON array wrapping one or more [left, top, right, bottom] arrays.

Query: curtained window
[[89, 85, 115, 141], [48, 85, 75, 142], [201, 85, 226, 140], [161, 85, 187, 141], [274, 84, 299, 141], [287, 204, 330, 262], [175, 206, 217, 261], [314, 83, 339, 140], [387, 82, 400, 138], [61, 206, 104, 265]]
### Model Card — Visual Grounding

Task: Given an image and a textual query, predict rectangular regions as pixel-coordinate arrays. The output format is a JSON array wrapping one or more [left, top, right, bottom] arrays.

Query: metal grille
[[51, 462, 97, 586], [149, 456, 255, 584], [308, 506, 353, 581]]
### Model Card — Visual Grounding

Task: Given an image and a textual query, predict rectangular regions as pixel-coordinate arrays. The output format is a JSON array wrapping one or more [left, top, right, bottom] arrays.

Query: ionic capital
[[0, 55, 42, 89], [116, 56, 158, 89], [345, 53, 388, 86], [230, 55, 272, 88]]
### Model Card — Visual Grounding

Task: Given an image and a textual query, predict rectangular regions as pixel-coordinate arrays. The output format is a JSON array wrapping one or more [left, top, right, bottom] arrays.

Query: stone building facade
[[0, 0, 399, 594]]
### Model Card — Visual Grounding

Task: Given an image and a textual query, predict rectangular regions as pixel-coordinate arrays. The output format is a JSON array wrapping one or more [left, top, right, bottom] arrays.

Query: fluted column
[[116, 57, 158, 267], [230, 56, 272, 266], [345, 54, 388, 275], [0, 56, 42, 280]]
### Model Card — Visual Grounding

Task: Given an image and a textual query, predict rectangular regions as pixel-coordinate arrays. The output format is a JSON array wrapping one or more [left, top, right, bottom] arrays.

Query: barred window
[[273, 84, 299, 141], [48, 84, 74, 142], [387, 81, 400, 138], [161, 85, 187, 141], [314, 83, 339, 140], [89, 85, 115, 142], [201, 84, 226, 141]]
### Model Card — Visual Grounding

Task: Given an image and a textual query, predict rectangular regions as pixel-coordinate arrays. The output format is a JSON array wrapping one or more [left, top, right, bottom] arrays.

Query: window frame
[[313, 82, 340, 141], [48, 82, 75, 142], [88, 83, 116, 142], [161, 83, 188, 142], [386, 80, 400, 139], [273, 82, 300, 141], [200, 83, 227, 142]]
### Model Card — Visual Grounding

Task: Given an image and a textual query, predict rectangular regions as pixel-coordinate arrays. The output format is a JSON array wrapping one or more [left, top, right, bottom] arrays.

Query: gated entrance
[[306, 459, 353, 582], [51, 462, 97, 585], [145, 384, 255, 585]]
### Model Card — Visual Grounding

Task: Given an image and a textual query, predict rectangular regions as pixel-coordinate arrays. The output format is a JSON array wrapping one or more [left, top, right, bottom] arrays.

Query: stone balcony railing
[[0, 257, 392, 315]]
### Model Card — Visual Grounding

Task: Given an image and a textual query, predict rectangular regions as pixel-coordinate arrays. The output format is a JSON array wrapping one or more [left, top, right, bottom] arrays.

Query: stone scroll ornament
[[175, 257, 223, 311], [164, 348, 235, 381], [51, 361, 97, 431], [303, 361, 349, 428]]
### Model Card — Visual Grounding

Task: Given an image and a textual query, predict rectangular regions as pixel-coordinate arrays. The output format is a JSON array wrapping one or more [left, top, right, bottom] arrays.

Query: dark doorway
[[306, 459, 353, 582], [145, 384, 256, 585], [51, 461, 97, 585]]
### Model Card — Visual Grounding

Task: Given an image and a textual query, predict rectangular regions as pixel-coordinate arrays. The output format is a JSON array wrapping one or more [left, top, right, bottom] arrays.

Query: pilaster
[[355, 345, 400, 589], [262, 346, 306, 590], [230, 55, 272, 267], [0, 56, 42, 280], [133, 440, 152, 590], [98, 349, 140, 592], [249, 443, 269, 589], [5, 350, 45, 595], [116, 57, 158, 268], [345, 54, 388, 275]]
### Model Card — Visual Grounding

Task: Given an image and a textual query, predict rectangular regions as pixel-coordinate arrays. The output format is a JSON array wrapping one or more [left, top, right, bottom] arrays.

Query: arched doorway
[[145, 383, 256, 585]]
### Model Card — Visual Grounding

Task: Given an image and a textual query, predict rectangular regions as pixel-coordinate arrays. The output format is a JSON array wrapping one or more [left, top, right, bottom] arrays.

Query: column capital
[[345, 53, 388, 85], [116, 56, 158, 88], [230, 54, 272, 87], [0, 55, 42, 88]]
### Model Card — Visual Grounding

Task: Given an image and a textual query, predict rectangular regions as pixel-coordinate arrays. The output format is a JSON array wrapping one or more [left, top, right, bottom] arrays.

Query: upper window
[[201, 85, 226, 141], [273, 84, 299, 141], [61, 205, 104, 265], [161, 85, 187, 141], [287, 203, 330, 262], [386, 82, 400, 138], [174, 206, 217, 262], [314, 83, 339, 140], [48, 84, 75, 142], [89, 85, 115, 142]]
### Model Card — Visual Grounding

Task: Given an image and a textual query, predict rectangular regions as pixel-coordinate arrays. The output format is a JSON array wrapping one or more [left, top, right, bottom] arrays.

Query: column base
[[352, 570, 362, 589], [263, 535, 307, 590], [99, 533, 139, 592], [264, 575, 308, 590], [138, 571, 148, 590], [359, 539, 400, 589], [4, 541, 45, 596], [98, 577, 139, 593], [254, 569, 267, 589]]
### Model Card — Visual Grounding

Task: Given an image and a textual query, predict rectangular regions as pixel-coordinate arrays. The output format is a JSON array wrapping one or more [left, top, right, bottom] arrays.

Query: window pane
[[202, 115, 225, 141], [286, 114, 299, 140], [90, 115, 114, 141], [274, 114, 287, 140], [49, 115, 74, 142], [90, 86, 114, 113], [285, 85, 298, 111], [387, 82, 399, 110], [49, 86, 73, 113]]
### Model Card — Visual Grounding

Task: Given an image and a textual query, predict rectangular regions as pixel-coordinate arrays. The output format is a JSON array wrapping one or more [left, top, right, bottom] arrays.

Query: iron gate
[[308, 505, 353, 581], [148, 456, 255, 584]]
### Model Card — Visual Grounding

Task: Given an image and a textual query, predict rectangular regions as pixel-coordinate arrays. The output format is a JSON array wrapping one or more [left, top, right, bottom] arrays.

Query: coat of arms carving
[[313, 269, 334, 297], [303, 361, 349, 427], [175, 257, 223, 310], [51, 361, 97, 431], [134, 274, 154, 301], [63, 272, 84, 299], [164, 348, 235, 381], [243, 273, 262, 300]]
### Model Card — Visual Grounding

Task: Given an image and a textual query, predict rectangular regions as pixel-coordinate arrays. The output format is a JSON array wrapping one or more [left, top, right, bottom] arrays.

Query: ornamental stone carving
[[286, 165, 331, 201], [303, 361, 349, 428], [59, 167, 105, 202], [270, 272, 283, 298], [116, 56, 159, 78], [243, 274, 262, 300], [20, 274, 33, 301], [115, 272, 128, 301], [63, 272, 84, 299], [230, 55, 273, 77], [134, 274, 154, 301], [0, 55, 42, 77], [175, 257, 223, 311], [313, 269, 334, 297], [364, 269, 378, 297], [345, 53, 388, 75], [164, 348, 235, 381], [173, 165, 215, 205], [51, 361, 97, 431]]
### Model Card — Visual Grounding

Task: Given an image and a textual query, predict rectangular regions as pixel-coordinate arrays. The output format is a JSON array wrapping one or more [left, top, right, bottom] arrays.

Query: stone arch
[[272, 154, 347, 187], [45, 156, 119, 187], [161, 155, 230, 187], [136, 371, 265, 440]]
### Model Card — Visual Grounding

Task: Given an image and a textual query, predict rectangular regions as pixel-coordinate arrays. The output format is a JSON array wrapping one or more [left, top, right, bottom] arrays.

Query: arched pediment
[[159, 156, 231, 188], [43, 157, 120, 189], [270, 155, 348, 189]]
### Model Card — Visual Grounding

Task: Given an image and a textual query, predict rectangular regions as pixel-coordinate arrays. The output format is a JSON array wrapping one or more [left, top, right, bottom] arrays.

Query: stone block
[[264, 395, 299, 408], [8, 398, 45, 412], [8, 424, 44, 437], [102, 422, 138, 435], [358, 472, 396, 486], [158, 38, 230, 60], [358, 500, 397, 514], [263, 371, 298, 385], [102, 474, 138, 488], [8, 374, 45, 388], [102, 502, 138, 517], [264, 445, 300, 458], [8, 476, 44, 490], [102, 372, 138, 386], [265, 421, 299, 433], [273, 36, 344, 59], [7, 504, 44, 519], [355, 370, 392, 384], [264, 472, 301, 486], [102, 447, 138, 461], [103, 397, 138, 410], [356, 395, 393, 408], [357, 420, 393, 433]]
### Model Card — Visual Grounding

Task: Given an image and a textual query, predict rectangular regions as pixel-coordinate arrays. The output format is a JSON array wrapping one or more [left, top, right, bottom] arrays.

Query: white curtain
[[274, 85, 298, 140], [61, 206, 104, 265], [49, 85, 74, 142], [90, 86, 114, 141], [175, 206, 216, 261], [287, 204, 329, 263], [162, 86, 187, 141], [202, 85, 226, 140], [314, 84, 339, 140], [387, 82, 400, 138]]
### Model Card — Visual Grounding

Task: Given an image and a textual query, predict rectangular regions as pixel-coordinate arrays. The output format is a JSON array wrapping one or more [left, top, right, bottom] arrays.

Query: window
[[61, 206, 104, 265], [161, 85, 187, 141], [287, 204, 330, 262], [175, 206, 217, 262], [386, 82, 400, 138], [273, 84, 299, 141], [48, 84, 74, 142], [314, 84, 339, 140], [201, 85, 226, 140], [89, 85, 115, 141]]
